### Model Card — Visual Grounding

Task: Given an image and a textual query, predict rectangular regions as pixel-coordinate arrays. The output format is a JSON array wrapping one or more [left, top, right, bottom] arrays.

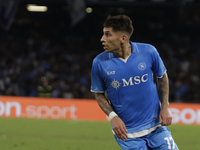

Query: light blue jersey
[[91, 42, 166, 133]]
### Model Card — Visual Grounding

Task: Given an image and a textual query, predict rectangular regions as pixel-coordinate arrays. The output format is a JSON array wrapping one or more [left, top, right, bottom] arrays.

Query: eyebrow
[[104, 30, 111, 34]]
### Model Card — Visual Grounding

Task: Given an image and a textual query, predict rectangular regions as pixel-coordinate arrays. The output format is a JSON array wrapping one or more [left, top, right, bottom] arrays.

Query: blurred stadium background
[[0, 0, 199, 102], [0, 0, 200, 149]]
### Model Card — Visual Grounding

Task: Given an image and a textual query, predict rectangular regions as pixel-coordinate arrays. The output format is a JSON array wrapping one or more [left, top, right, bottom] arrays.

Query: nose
[[100, 35, 105, 43]]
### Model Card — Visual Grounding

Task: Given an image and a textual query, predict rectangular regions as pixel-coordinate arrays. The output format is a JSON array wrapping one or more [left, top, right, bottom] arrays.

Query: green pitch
[[0, 118, 199, 150]]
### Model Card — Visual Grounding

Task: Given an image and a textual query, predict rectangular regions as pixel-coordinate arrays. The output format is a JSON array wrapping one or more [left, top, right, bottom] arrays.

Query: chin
[[105, 49, 111, 53]]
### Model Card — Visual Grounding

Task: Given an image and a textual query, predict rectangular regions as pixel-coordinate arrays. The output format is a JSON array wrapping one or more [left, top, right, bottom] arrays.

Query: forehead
[[103, 27, 115, 33]]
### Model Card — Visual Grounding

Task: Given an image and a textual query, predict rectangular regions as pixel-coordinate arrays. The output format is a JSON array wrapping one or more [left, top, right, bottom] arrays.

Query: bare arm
[[94, 92, 128, 140], [94, 92, 113, 116], [157, 71, 172, 126], [157, 71, 169, 106]]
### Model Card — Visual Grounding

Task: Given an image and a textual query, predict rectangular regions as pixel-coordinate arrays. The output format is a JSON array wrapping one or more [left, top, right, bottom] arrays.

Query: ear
[[120, 34, 128, 44]]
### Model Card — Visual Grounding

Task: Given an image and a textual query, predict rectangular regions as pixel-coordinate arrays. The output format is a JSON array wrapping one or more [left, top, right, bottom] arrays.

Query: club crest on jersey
[[111, 79, 121, 90], [138, 62, 146, 71]]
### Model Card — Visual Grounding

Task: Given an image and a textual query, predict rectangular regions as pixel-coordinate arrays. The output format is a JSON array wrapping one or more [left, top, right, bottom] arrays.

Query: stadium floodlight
[[26, 4, 48, 12], [86, 7, 93, 13]]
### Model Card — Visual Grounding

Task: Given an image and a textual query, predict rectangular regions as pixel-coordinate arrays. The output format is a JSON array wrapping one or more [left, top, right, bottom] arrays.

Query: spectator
[[0, 6, 199, 102]]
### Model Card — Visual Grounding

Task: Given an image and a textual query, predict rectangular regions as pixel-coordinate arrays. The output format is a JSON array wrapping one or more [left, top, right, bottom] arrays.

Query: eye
[[105, 32, 111, 37]]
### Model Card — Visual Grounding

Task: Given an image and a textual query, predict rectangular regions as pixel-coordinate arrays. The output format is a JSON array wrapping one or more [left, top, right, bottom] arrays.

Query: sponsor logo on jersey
[[111, 79, 121, 90], [111, 74, 148, 89], [107, 71, 115, 75]]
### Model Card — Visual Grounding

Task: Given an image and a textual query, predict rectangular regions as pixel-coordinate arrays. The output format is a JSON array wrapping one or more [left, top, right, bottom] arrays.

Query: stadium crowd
[[0, 5, 200, 103]]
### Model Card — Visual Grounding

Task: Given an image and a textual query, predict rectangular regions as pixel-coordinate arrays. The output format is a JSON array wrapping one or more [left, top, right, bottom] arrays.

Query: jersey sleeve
[[90, 60, 106, 93], [151, 46, 166, 78]]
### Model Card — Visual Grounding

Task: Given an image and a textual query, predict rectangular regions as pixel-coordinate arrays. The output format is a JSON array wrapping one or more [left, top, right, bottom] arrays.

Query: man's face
[[100, 27, 122, 53]]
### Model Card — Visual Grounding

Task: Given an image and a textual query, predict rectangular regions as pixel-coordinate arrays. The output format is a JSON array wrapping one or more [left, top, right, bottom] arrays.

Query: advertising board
[[0, 96, 200, 125]]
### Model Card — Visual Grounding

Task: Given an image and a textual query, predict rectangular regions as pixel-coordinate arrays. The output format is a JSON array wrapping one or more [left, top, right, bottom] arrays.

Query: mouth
[[102, 44, 107, 50]]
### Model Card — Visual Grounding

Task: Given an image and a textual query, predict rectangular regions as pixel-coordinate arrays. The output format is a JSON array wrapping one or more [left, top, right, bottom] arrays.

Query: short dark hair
[[103, 15, 134, 36]]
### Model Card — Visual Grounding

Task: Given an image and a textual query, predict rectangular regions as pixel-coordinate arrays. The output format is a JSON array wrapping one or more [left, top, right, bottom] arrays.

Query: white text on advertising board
[[0, 101, 77, 120]]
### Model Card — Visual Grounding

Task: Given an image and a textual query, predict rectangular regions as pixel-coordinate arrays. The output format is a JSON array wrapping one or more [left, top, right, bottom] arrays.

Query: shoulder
[[131, 42, 158, 56], [92, 51, 113, 64], [132, 42, 156, 52]]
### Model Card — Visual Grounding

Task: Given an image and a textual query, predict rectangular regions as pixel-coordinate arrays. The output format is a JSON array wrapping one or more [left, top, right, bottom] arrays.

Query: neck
[[114, 42, 132, 59]]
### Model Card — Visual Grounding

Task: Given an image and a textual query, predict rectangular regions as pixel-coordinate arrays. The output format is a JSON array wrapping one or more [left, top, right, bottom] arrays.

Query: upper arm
[[91, 61, 106, 92], [150, 46, 166, 78], [158, 71, 168, 84], [94, 92, 105, 99], [94, 92, 113, 115]]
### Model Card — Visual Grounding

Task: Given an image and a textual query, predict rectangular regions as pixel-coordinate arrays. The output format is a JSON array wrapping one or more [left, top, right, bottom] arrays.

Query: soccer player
[[91, 15, 179, 150]]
